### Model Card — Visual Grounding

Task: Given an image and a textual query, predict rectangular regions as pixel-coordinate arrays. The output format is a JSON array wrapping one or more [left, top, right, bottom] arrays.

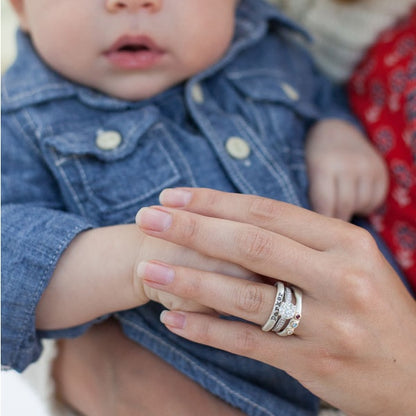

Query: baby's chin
[[97, 77, 184, 102]]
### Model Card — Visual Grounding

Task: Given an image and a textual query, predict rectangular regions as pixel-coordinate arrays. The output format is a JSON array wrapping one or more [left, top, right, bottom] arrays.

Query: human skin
[[134, 187, 416, 416], [9, 0, 238, 101], [35, 224, 252, 330], [53, 319, 245, 416], [306, 119, 388, 221]]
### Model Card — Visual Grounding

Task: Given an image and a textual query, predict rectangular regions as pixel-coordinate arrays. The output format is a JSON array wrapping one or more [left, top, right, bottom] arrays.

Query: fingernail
[[159, 188, 192, 208], [138, 261, 174, 285], [136, 207, 172, 232], [160, 311, 186, 329]]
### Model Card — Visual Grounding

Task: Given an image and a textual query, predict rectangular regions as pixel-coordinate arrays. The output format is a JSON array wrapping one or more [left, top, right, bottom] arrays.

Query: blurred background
[[2, 0, 18, 73]]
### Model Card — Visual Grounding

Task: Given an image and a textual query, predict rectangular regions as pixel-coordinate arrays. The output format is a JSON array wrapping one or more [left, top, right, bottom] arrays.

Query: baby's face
[[11, 0, 238, 100]]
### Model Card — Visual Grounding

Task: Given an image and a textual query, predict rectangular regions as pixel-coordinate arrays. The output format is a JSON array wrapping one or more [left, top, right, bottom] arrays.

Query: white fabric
[[2, 371, 50, 415], [11, 340, 77, 416], [269, 0, 416, 81]]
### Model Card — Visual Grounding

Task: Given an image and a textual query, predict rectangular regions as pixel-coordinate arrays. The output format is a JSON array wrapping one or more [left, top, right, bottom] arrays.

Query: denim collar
[[2, 0, 308, 112]]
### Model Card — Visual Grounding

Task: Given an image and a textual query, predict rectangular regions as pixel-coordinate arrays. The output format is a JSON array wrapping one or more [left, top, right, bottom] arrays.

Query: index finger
[[160, 188, 349, 251]]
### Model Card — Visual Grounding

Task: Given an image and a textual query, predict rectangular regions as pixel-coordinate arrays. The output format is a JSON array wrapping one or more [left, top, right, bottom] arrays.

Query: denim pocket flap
[[44, 106, 160, 162], [42, 108, 184, 218], [227, 69, 318, 119]]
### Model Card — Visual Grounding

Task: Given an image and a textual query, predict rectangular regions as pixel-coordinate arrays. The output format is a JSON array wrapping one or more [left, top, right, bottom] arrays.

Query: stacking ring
[[261, 281, 302, 337], [261, 281, 285, 331]]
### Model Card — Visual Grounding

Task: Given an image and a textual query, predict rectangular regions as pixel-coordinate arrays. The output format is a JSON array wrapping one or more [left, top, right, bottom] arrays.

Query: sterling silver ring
[[261, 281, 302, 337], [274, 286, 302, 336], [261, 281, 285, 331]]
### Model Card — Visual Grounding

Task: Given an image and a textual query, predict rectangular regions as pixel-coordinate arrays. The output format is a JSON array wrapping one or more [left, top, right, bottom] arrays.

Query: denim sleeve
[[295, 41, 359, 126], [314, 76, 360, 127], [1, 120, 95, 372]]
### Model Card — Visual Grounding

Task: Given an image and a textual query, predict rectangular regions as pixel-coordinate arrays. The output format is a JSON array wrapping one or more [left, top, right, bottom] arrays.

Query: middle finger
[[136, 207, 325, 291]]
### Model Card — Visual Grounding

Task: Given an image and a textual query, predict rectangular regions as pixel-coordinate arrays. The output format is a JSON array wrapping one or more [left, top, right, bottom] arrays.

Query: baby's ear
[[9, 0, 30, 32]]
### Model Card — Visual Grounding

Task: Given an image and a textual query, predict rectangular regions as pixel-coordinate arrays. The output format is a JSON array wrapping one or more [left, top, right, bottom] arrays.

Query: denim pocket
[[44, 108, 190, 223]]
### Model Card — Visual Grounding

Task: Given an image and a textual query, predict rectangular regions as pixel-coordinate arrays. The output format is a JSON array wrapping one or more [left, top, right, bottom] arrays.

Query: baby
[[2, 0, 390, 415]]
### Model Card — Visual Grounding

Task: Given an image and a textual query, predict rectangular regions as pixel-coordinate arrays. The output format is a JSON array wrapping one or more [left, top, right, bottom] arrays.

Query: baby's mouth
[[106, 35, 164, 55], [118, 44, 150, 52], [105, 35, 165, 69]]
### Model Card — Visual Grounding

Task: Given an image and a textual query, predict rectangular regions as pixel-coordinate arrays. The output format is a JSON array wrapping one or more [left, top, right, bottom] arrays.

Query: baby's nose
[[105, 0, 162, 13]]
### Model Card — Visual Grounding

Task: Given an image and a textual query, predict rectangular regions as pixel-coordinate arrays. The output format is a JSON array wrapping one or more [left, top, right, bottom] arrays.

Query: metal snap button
[[191, 83, 204, 104], [281, 82, 300, 101], [95, 130, 122, 150], [225, 136, 251, 160]]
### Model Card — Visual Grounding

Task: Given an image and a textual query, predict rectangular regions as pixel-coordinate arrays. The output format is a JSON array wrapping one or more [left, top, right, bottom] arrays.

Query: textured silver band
[[261, 281, 285, 332]]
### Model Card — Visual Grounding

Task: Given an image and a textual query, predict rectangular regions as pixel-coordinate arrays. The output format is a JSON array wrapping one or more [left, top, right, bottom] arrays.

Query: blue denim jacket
[[1, 1, 389, 414]]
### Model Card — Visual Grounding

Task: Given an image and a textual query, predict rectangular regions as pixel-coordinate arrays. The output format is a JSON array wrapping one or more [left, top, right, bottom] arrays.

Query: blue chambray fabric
[[1, 0, 406, 414]]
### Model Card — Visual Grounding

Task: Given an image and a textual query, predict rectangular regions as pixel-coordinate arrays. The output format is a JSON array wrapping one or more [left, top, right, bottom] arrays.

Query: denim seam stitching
[[232, 113, 300, 204], [194, 100, 257, 194], [11, 224, 83, 370], [4, 84, 72, 104], [234, 116, 300, 204], [52, 151, 88, 217], [9, 112, 43, 159], [159, 124, 198, 188], [73, 134, 182, 212]]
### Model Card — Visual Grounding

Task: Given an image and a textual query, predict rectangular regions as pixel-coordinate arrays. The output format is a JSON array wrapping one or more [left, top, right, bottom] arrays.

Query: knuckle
[[179, 270, 203, 299], [346, 274, 375, 310], [332, 266, 378, 313], [235, 283, 263, 314], [353, 227, 379, 255], [310, 346, 342, 380], [179, 214, 199, 243], [339, 225, 377, 253], [248, 196, 280, 224], [203, 189, 222, 210], [193, 317, 213, 343], [236, 227, 274, 262], [232, 326, 259, 356]]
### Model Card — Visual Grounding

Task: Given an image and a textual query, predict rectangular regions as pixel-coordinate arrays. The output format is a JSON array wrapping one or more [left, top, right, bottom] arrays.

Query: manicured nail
[[159, 188, 192, 208], [138, 261, 174, 285], [160, 311, 186, 329], [136, 207, 172, 232]]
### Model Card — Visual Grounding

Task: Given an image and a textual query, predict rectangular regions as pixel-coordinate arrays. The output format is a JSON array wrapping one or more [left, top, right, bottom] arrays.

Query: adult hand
[[136, 188, 416, 416], [306, 119, 389, 221]]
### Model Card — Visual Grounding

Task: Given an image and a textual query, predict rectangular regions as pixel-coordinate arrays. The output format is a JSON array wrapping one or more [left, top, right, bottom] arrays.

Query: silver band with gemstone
[[261, 281, 285, 331], [272, 286, 295, 332], [275, 286, 302, 336]]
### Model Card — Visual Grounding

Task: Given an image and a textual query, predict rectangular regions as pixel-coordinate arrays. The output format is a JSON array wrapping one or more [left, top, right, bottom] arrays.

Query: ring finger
[[140, 260, 316, 338]]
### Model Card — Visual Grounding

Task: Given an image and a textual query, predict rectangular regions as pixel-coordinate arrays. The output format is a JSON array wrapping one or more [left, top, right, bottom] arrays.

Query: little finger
[[159, 310, 300, 370]]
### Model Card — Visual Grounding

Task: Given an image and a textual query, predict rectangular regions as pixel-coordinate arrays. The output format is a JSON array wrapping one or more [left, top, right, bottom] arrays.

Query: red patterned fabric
[[349, 9, 416, 292]]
